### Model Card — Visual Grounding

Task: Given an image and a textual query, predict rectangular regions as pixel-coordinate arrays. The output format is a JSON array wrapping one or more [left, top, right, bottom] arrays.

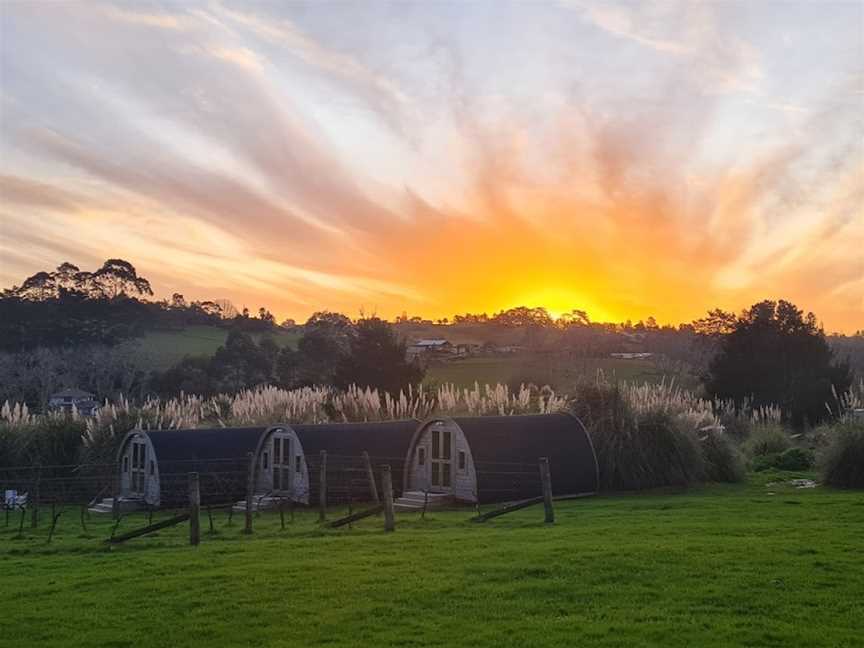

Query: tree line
[[1, 259, 860, 427]]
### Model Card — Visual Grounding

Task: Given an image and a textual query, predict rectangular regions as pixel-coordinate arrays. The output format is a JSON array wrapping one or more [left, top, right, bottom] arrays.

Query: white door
[[272, 436, 292, 494], [429, 428, 452, 492], [130, 441, 147, 497]]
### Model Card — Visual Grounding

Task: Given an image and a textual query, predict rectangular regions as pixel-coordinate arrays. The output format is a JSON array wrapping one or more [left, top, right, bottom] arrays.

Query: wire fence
[[1, 455, 563, 546]]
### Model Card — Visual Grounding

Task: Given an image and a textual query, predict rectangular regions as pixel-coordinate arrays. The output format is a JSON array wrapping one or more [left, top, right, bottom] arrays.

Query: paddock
[[402, 413, 598, 503]]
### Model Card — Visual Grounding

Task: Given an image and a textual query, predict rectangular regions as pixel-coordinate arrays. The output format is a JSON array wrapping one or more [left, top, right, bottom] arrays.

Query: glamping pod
[[291, 419, 419, 503], [402, 413, 598, 504], [112, 425, 304, 509], [103, 420, 419, 513]]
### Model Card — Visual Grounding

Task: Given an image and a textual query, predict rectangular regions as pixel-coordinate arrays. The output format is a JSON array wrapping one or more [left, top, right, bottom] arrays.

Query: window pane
[[443, 431, 451, 459], [295, 456, 302, 472], [274, 438, 282, 461], [263, 452, 269, 470], [443, 463, 451, 487], [149, 461, 154, 476], [418, 447, 425, 466], [431, 430, 440, 459], [431, 462, 440, 486], [459, 451, 466, 470]]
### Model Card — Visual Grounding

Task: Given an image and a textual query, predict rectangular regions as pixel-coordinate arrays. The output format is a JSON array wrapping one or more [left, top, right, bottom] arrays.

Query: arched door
[[429, 427, 452, 492]]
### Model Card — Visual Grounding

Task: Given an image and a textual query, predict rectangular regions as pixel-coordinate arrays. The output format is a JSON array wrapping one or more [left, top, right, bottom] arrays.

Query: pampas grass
[[819, 421, 864, 488]]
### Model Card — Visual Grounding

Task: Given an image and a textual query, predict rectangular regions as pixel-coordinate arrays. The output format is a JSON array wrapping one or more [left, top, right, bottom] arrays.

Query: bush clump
[[742, 424, 791, 458], [752, 447, 815, 472], [701, 430, 746, 482], [572, 383, 705, 491], [819, 422, 864, 488]]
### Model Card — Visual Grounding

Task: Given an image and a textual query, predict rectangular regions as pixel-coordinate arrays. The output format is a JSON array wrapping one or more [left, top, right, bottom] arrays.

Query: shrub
[[819, 422, 864, 488], [742, 424, 791, 458], [573, 384, 706, 490], [774, 447, 814, 471], [752, 448, 815, 472], [701, 430, 746, 482]]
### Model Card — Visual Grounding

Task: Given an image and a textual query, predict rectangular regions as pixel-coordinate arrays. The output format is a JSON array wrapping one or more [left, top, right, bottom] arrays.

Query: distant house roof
[[412, 339, 451, 347], [50, 388, 94, 400]]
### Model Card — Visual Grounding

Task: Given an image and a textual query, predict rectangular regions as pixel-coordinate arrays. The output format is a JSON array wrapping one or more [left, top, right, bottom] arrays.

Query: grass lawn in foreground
[[0, 475, 861, 647]]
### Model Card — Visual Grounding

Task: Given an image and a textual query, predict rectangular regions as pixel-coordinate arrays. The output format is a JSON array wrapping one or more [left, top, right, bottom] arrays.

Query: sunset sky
[[1, 1, 862, 331]]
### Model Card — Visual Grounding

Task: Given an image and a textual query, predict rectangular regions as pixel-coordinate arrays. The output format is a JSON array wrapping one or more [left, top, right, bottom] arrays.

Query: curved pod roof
[[406, 413, 598, 503]]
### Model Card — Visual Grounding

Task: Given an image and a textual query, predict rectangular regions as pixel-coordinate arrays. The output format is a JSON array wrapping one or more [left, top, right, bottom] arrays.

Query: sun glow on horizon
[[0, 1, 861, 333]]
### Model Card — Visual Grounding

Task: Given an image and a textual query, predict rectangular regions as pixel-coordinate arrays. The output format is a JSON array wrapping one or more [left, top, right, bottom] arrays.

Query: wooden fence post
[[244, 452, 254, 535], [362, 451, 379, 504], [112, 462, 121, 521], [381, 464, 395, 533], [30, 467, 41, 529], [318, 450, 327, 523], [189, 472, 200, 546], [539, 457, 554, 524]]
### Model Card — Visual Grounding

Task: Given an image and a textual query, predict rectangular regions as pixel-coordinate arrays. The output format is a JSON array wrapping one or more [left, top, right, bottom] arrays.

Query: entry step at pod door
[[393, 490, 454, 512]]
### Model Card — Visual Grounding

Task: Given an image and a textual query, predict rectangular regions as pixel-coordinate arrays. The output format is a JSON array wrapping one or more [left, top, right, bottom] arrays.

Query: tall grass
[[819, 421, 864, 488], [1, 381, 567, 467], [571, 381, 711, 490]]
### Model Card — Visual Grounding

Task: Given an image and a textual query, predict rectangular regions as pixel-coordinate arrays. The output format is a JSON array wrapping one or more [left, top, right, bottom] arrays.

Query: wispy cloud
[[0, 1, 860, 330]]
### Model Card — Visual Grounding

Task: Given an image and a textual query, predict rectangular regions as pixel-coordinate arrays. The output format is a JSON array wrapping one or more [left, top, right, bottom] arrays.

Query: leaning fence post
[[318, 450, 328, 523], [539, 457, 554, 524], [381, 464, 395, 533], [362, 451, 379, 504], [189, 472, 200, 546], [244, 452, 254, 535]]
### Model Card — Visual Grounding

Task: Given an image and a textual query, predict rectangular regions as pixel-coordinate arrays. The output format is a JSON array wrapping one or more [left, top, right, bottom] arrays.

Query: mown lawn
[[1, 476, 861, 647]]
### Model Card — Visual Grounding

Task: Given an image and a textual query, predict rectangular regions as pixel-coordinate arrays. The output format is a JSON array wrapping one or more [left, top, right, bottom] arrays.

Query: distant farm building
[[49, 388, 100, 416], [407, 338, 454, 360]]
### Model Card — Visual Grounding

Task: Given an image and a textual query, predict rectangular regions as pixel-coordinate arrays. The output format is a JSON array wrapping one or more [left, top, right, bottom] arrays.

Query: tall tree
[[334, 318, 424, 394], [705, 299, 853, 426], [90, 259, 153, 299]]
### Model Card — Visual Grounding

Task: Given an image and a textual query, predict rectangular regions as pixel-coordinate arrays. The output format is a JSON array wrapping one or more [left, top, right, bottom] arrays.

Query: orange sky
[[1, 2, 862, 332]]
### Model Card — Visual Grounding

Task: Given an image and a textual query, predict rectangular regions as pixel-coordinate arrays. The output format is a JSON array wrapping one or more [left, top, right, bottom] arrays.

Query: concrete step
[[87, 497, 145, 515], [231, 495, 300, 513], [393, 491, 454, 512], [402, 490, 452, 499]]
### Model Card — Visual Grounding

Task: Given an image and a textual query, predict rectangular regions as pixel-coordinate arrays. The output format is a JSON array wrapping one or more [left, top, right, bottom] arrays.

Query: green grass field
[[139, 326, 300, 369], [425, 355, 682, 391], [2, 475, 861, 647]]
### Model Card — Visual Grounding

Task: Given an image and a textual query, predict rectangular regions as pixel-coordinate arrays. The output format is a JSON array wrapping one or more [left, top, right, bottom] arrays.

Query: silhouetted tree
[[211, 330, 273, 392], [705, 300, 853, 426], [334, 318, 423, 394]]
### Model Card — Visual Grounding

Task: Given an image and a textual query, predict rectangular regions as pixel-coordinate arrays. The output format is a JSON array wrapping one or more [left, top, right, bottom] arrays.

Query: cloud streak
[[1, 1, 861, 331]]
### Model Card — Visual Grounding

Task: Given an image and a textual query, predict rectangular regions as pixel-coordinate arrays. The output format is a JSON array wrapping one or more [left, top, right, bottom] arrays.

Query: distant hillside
[[141, 326, 300, 370]]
